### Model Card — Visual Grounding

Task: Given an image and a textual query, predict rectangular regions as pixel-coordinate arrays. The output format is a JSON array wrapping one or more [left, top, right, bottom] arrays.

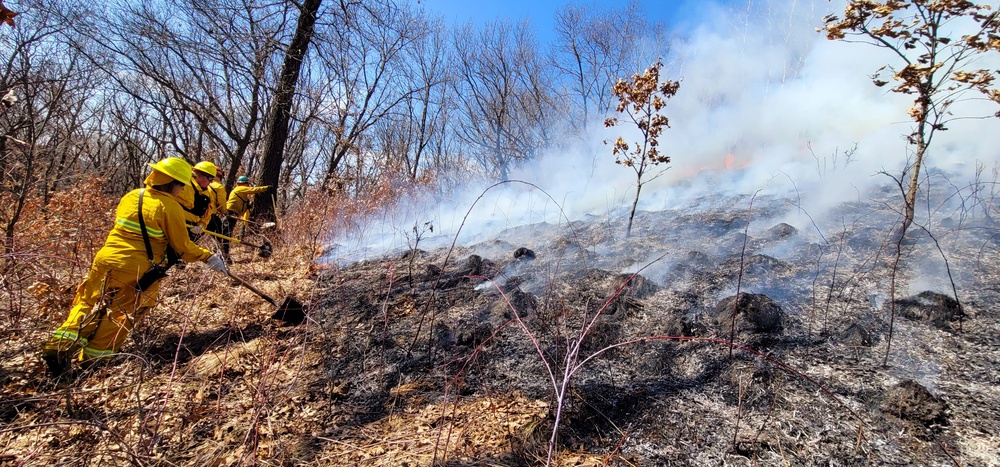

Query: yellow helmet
[[147, 157, 192, 184], [193, 161, 218, 178]]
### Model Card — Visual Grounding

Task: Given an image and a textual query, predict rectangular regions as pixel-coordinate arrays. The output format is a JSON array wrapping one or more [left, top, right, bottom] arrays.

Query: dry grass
[[314, 393, 549, 465]]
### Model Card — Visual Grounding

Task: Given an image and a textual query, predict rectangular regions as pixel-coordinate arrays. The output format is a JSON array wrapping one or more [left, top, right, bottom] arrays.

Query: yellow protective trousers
[[42, 264, 159, 361]]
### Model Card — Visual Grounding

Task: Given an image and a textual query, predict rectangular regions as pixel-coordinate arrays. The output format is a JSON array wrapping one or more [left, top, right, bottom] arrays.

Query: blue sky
[[412, 0, 738, 43]]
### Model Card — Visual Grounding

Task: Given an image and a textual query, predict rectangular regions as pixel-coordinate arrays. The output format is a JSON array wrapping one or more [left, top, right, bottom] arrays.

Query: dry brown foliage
[[604, 60, 680, 238], [0, 1, 16, 29]]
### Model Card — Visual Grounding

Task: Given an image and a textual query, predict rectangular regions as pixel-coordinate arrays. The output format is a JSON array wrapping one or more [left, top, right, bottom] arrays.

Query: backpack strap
[[137, 188, 155, 263]]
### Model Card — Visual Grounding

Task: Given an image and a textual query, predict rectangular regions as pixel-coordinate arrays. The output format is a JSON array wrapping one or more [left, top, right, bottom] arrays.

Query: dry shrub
[[1, 178, 116, 330], [18, 178, 117, 257]]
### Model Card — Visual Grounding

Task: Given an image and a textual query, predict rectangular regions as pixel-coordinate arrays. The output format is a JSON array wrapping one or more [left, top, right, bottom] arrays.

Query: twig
[[730, 190, 761, 358], [937, 438, 963, 467]]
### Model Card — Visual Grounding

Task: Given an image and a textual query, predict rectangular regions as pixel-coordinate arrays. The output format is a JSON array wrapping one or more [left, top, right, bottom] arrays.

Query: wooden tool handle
[[227, 271, 278, 306]]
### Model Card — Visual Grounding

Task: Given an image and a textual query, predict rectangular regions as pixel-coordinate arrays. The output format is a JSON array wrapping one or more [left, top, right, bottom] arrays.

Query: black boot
[[41, 352, 70, 378]]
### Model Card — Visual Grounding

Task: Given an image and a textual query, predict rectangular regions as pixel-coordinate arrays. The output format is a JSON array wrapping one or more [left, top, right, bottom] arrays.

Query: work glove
[[189, 225, 203, 235], [205, 254, 228, 275]]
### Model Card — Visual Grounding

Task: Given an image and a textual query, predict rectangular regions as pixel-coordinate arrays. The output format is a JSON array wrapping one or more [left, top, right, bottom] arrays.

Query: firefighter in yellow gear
[[184, 161, 220, 235], [198, 162, 227, 221], [226, 175, 270, 238], [226, 175, 270, 218], [176, 161, 218, 234], [175, 177, 205, 225], [203, 165, 231, 260], [40, 157, 230, 377]]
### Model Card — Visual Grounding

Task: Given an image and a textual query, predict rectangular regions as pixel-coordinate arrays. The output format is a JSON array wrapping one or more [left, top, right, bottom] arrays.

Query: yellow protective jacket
[[209, 181, 227, 216], [227, 185, 270, 217], [104, 187, 214, 269]]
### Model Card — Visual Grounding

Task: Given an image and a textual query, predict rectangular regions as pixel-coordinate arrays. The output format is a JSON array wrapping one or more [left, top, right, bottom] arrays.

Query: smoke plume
[[327, 0, 1000, 273]]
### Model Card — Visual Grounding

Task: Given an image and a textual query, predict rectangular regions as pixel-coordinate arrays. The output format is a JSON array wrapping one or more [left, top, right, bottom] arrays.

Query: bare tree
[[514, 22, 558, 151], [99, 95, 163, 191], [452, 19, 556, 181], [275, 70, 329, 204], [76, 0, 288, 190], [399, 15, 450, 181], [552, 0, 669, 135], [0, 0, 102, 252], [254, 0, 323, 221], [314, 0, 425, 191]]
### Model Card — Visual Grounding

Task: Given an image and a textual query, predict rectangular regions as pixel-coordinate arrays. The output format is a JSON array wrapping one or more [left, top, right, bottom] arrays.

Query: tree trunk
[[897, 118, 928, 243], [627, 174, 643, 238], [411, 86, 432, 180], [253, 0, 323, 221], [322, 141, 351, 190]]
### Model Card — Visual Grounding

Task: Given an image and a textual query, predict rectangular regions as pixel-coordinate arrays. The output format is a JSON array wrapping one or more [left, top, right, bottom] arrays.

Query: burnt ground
[[2, 183, 1000, 465]]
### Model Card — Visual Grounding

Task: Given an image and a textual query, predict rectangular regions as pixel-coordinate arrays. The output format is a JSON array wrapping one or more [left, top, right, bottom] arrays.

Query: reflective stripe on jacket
[[50, 329, 87, 346], [116, 218, 164, 238]]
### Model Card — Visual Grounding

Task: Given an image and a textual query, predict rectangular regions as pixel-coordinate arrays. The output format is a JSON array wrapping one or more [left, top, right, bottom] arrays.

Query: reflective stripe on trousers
[[82, 347, 117, 358], [50, 329, 89, 348]]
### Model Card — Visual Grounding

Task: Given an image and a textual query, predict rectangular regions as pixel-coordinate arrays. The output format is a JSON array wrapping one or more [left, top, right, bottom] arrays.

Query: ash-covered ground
[[305, 181, 1000, 465]]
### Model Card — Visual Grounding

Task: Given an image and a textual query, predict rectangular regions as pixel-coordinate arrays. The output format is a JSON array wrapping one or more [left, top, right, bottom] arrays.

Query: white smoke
[[325, 0, 1000, 268]]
